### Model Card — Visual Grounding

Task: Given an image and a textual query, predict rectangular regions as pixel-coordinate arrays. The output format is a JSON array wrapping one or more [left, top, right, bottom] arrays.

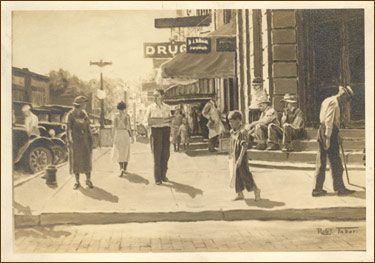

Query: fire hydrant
[[45, 165, 57, 185]]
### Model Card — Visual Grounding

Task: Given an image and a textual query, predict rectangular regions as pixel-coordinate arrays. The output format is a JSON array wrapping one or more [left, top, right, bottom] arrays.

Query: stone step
[[305, 128, 365, 140], [291, 139, 365, 151], [189, 136, 206, 143], [247, 149, 365, 165]]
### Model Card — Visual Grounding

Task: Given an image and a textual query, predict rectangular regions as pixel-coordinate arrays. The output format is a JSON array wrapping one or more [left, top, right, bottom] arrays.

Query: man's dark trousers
[[314, 124, 345, 191], [151, 127, 170, 183]]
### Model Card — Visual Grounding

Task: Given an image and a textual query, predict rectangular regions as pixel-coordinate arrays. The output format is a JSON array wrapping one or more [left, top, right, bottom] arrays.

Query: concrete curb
[[13, 148, 111, 188], [249, 161, 366, 171], [14, 207, 366, 227], [13, 162, 67, 187]]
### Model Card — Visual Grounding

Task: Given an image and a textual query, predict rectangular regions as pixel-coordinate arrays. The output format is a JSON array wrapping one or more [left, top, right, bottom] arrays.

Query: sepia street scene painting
[[2, 1, 374, 261]]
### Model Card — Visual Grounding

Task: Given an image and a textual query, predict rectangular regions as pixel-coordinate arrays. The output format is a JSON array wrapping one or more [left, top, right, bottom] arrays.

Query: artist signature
[[317, 227, 359, 235]]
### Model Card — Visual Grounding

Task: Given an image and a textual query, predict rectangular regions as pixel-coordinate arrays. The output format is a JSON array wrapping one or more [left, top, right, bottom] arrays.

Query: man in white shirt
[[144, 89, 173, 185], [22, 105, 40, 137], [312, 85, 355, 197]]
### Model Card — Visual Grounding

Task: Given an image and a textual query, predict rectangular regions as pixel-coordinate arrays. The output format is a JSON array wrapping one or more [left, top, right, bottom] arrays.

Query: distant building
[[12, 67, 50, 106]]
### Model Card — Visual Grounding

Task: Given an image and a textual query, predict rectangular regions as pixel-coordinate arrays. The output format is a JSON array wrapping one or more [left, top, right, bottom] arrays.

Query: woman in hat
[[67, 96, 94, 190], [112, 101, 134, 176]]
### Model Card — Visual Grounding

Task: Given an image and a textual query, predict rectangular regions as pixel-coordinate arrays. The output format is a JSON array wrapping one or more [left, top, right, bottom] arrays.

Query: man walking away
[[312, 85, 355, 197]]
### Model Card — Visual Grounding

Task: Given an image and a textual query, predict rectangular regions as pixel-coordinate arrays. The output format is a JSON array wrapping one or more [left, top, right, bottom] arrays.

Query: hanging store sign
[[186, 37, 211, 54], [144, 42, 186, 58], [216, 37, 236, 52]]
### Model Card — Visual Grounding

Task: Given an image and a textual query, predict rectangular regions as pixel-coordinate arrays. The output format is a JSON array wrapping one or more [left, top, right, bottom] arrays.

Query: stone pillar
[[270, 10, 299, 111]]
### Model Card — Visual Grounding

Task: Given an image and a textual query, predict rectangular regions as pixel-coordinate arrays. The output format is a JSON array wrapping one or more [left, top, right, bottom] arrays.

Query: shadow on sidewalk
[[349, 191, 366, 200], [162, 180, 203, 198], [79, 186, 119, 203], [121, 173, 150, 185], [15, 226, 72, 239], [244, 198, 285, 209], [321, 190, 365, 200]]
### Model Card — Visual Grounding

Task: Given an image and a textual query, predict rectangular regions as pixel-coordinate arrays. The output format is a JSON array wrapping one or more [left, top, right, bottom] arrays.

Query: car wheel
[[52, 145, 67, 165], [26, 146, 53, 173]]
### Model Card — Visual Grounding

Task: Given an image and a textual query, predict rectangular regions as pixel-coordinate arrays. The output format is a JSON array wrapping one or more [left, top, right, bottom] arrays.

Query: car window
[[38, 113, 49, 122], [50, 114, 61, 122]]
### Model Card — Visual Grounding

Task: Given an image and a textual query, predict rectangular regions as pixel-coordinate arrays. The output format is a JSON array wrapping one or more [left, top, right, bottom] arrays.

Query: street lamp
[[89, 60, 112, 128]]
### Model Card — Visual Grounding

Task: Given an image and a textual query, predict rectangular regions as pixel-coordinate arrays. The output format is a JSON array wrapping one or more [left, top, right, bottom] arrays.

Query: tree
[[49, 69, 70, 96], [49, 69, 92, 97]]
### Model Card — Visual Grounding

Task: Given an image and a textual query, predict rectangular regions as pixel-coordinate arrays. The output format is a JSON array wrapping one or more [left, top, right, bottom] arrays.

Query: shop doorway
[[302, 10, 365, 127]]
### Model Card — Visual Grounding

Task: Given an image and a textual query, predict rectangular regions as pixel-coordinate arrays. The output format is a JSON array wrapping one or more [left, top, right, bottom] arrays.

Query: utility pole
[[89, 59, 112, 128]]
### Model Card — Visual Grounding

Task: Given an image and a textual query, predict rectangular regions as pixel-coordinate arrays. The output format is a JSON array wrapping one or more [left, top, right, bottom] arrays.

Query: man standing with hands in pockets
[[145, 89, 173, 185]]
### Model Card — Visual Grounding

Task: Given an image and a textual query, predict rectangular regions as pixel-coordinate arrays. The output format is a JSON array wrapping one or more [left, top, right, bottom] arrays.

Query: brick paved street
[[15, 220, 365, 253]]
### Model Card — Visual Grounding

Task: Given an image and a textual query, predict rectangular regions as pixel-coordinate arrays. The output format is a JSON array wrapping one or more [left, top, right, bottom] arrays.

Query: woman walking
[[112, 101, 134, 177], [67, 96, 94, 190]]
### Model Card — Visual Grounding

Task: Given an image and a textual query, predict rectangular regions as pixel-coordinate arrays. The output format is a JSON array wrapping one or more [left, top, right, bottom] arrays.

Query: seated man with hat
[[268, 94, 305, 151], [246, 95, 279, 150]]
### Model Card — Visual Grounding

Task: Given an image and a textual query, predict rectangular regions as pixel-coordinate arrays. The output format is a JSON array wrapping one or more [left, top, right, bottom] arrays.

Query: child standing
[[228, 110, 261, 201], [179, 117, 190, 151], [171, 109, 183, 152]]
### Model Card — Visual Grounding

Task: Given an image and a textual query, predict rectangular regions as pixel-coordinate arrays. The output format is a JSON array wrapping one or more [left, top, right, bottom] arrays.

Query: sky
[[12, 10, 176, 83]]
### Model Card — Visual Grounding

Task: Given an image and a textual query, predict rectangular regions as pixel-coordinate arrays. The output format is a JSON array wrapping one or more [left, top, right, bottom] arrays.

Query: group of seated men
[[245, 93, 305, 152]]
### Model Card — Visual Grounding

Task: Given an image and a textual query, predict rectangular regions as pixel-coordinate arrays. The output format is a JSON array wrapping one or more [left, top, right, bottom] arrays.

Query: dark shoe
[[266, 143, 280, 151], [73, 183, 81, 190], [119, 169, 124, 177], [337, 188, 355, 196], [86, 180, 94, 189], [156, 181, 162, 185], [255, 143, 267, 150], [162, 177, 169, 182], [312, 189, 327, 197]]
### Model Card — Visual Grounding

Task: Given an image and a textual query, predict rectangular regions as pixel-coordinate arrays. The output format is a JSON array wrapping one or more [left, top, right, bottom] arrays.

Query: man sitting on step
[[267, 94, 305, 151], [246, 96, 279, 150]]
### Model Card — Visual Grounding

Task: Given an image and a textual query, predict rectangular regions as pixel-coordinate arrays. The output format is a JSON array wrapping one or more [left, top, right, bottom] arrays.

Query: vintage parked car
[[35, 105, 102, 149], [13, 124, 57, 173], [31, 105, 74, 164], [13, 102, 103, 172]]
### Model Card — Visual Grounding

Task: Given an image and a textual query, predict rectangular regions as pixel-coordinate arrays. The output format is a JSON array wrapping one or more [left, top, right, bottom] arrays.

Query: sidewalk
[[13, 142, 366, 227]]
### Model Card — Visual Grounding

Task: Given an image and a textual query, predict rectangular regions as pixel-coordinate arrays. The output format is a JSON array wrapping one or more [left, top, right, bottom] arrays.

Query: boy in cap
[[312, 85, 355, 197], [228, 110, 261, 201], [267, 94, 305, 151]]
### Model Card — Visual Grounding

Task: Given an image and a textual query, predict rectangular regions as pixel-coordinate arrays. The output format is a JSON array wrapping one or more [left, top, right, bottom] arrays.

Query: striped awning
[[161, 21, 236, 80]]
